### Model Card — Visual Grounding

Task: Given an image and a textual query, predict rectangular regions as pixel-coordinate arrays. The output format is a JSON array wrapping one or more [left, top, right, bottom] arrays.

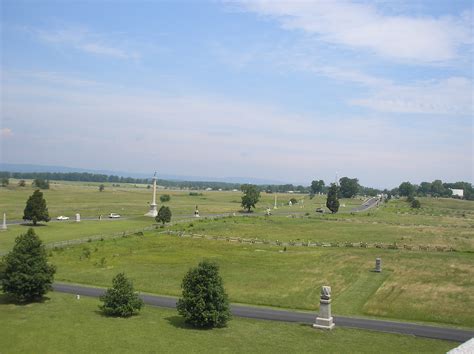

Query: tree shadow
[[20, 223, 48, 227], [165, 316, 213, 331], [0, 293, 50, 306]]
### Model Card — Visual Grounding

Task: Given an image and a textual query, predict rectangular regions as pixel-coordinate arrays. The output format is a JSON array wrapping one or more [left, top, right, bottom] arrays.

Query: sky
[[0, 0, 473, 188]]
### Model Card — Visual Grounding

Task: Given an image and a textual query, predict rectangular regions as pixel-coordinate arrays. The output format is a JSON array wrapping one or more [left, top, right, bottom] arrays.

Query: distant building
[[450, 188, 464, 198]]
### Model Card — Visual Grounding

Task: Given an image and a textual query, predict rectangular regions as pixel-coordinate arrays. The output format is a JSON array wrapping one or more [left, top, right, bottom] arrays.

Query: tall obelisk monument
[[145, 172, 158, 217]]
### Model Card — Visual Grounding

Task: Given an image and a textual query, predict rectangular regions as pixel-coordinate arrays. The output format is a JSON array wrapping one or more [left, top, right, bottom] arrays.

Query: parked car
[[56, 215, 70, 220], [315, 208, 324, 213], [109, 213, 121, 218]]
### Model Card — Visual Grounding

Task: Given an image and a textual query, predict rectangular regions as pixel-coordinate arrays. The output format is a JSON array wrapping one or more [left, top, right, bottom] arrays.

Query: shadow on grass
[[20, 223, 48, 227], [0, 293, 50, 306], [165, 316, 215, 331]]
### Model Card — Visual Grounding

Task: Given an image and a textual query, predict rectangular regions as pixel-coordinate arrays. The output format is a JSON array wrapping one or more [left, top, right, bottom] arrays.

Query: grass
[[0, 292, 457, 353], [0, 218, 156, 253], [171, 213, 474, 250], [50, 233, 474, 327]]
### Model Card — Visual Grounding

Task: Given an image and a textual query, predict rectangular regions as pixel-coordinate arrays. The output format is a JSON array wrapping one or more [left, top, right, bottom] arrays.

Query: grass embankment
[[0, 292, 457, 353], [51, 233, 474, 327]]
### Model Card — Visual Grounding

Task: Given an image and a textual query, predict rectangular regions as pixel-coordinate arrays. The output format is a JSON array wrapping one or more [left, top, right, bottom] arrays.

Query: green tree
[[99, 273, 143, 317], [33, 178, 49, 189], [99, 184, 105, 192], [411, 199, 421, 209], [177, 260, 231, 328], [160, 194, 171, 202], [155, 206, 172, 225], [240, 184, 260, 212], [310, 180, 325, 196], [18, 179, 26, 187], [339, 177, 360, 198], [419, 182, 432, 196], [23, 190, 50, 225], [1, 178, 9, 187], [399, 182, 415, 197], [0, 228, 56, 302], [326, 183, 340, 213]]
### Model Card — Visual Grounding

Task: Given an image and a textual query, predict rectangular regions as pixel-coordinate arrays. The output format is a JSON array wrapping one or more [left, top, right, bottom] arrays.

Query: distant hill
[[0, 163, 288, 186]]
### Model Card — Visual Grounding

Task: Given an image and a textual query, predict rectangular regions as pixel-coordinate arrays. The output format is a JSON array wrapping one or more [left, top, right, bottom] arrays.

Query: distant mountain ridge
[[0, 163, 289, 186]]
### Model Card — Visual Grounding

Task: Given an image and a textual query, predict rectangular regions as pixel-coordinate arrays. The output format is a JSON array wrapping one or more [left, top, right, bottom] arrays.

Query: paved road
[[53, 283, 473, 342], [351, 197, 380, 212]]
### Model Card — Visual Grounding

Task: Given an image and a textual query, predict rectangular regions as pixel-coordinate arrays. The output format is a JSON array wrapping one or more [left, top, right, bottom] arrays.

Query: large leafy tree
[[399, 182, 416, 197], [339, 177, 360, 198], [326, 183, 340, 213], [0, 228, 56, 302], [310, 180, 325, 195], [177, 260, 231, 328], [23, 190, 50, 225], [156, 206, 172, 225], [241, 184, 260, 212], [99, 273, 144, 317]]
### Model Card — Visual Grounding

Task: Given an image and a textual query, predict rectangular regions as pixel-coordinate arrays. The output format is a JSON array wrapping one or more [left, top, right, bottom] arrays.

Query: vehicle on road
[[108, 213, 121, 218], [315, 208, 324, 213], [56, 215, 69, 220]]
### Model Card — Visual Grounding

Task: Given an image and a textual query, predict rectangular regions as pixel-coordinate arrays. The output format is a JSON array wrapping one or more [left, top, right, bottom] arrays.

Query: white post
[[1, 213, 7, 231], [75, 213, 81, 222], [274, 194, 278, 209]]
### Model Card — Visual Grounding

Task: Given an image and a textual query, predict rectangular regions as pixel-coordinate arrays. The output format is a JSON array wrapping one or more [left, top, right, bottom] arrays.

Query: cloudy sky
[[1, 0, 472, 187]]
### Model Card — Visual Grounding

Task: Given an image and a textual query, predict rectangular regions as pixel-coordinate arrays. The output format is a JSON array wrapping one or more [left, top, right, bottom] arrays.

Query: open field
[[50, 233, 474, 327], [0, 180, 360, 220], [0, 292, 457, 353]]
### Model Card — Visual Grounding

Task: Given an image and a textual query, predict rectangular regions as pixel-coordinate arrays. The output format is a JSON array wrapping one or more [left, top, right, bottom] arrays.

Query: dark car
[[316, 208, 324, 213]]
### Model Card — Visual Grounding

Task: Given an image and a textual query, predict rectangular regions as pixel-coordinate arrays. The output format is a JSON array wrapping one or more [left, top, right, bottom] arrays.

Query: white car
[[109, 213, 121, 218], [56, 216, 70, 220]]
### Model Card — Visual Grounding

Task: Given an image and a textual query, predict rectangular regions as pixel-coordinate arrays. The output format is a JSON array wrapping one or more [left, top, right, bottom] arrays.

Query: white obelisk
[[145, 172, 158, 217], [1, 213, 7, 231], [274, 194, 278, 209]]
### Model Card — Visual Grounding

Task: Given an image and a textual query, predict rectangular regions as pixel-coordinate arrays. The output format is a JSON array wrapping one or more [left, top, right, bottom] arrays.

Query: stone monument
[[313, 286, 335, 330], [145, 172, 158, 217], [75, 213, 81, 222], [375, 257, 382, 272], [194, 205, 200, 218], [274, 194, 278, 209], [1, 213, 7, 231]]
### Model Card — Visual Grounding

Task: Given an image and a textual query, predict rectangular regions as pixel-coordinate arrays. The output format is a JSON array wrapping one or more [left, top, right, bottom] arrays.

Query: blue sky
[[1, 0, 472, 188]]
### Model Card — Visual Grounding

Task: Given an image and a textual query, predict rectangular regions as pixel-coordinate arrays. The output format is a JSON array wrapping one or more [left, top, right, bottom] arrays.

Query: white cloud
[[36, 27, 140, 60], [2, 71, 471, 186], [235, 0, 472, 63]]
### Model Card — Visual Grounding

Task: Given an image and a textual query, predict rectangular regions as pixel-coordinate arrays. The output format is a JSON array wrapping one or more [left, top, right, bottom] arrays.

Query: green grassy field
[[0, 292, 457, 353], [50, 233, 474, 327]]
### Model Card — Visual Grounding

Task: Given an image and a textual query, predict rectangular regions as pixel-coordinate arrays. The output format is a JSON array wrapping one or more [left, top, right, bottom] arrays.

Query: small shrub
[[99, 273, 143, 317], [160, 194, 171, 203]]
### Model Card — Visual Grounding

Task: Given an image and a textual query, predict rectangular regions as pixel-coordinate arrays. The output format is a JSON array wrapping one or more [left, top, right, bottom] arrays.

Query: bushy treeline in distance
[[0, 171, 472, 200]]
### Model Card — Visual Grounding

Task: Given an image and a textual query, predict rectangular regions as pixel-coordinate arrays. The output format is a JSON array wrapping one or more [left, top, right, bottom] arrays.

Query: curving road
[[53, 282, 473, 342]]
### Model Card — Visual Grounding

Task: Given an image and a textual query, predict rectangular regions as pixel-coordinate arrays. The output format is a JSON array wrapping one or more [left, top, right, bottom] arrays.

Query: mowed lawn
[[0, 292, 457, 353], [51, 233, 474, 327]]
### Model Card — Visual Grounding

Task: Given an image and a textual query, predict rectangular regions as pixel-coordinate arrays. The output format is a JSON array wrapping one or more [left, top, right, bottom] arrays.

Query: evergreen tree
[[23, 190, 50, 225], [99, 273, 144, 317], [177, 260, 231, 328], [155, 206, 172, 225], [0, 228, 56, 301], [326, 183, 340, 213]]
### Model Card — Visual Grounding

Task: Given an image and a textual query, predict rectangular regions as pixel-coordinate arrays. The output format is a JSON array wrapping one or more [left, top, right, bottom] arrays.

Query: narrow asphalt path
[[53, 283, 473, 342], [351, 197, 380, 212]]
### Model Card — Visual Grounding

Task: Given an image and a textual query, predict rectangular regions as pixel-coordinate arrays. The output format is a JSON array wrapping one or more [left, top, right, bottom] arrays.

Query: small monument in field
[[145, 172, 158, 217], [1, 213, 7, 231], [194, 205, 200, 218], [274, 194, 278, 209], [313, 286, 335, 330], [75, 213, 81, 222], [375, 257, 382, 272]]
